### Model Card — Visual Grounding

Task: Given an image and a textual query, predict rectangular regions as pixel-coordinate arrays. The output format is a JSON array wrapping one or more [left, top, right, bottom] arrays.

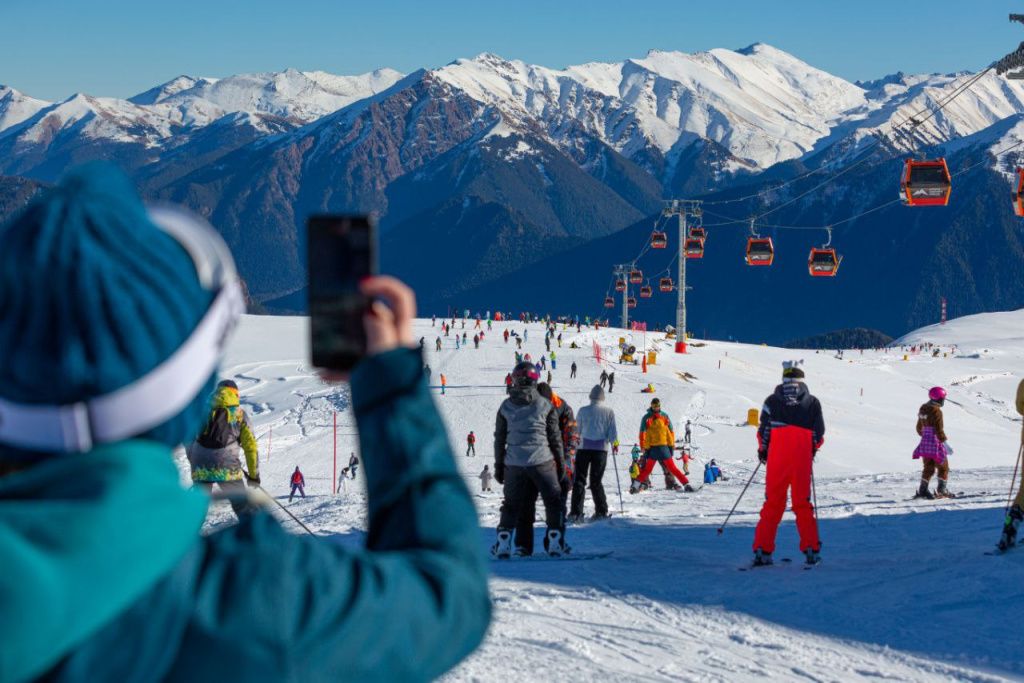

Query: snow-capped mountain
[[0, 68, 405, 181], [129, 67, 405, 123], [0, 86, 50, 133], [5, 44, 1024, 336]]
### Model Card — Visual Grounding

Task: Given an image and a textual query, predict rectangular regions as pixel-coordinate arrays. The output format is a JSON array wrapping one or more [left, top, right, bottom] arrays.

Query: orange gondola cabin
[[604, 296, 615, 308], [900, 158, 951, 207], [628, 268, 643, 284], [745, 237, 774, 266], [627, 296, 637, 309], [614, 279, 626, 292], [807, 248, 841, 277], [639, 285, 653, 298], [689, 226, 707, 240], [650, 231, 668, 249], [684, 238, 705, 259], [658, 277, 674, 292]]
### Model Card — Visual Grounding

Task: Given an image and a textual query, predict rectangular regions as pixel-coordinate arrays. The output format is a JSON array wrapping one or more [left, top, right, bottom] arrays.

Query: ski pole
[[1004, 444, 1024, 517], [811, 467, 819, 525], [611, 448, 625, 514], [717, 461, 761, 535], [259, 485, 317, 537]]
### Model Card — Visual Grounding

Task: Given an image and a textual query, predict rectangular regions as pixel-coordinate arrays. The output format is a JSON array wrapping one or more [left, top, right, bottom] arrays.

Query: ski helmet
[[928, 386, 947, 402], [512, 361, 540, 386]]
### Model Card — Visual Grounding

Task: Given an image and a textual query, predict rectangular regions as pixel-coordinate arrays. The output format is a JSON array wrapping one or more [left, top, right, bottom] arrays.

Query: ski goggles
[[0, 205, 245, 454]]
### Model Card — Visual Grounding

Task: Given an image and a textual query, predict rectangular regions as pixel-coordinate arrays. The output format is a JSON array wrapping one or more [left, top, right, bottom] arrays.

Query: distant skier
[[504, 329, 510, 344], [338, 468, 349, 494], [504, 372, 513, 393], [480, 465, 493, 492], [752, 361, 825, 567], [348, 452, 359, 479], [557, 333, 563, 348], [424, 364, 432, 383], [550, 351, 557, 370], [289, 466, 306, 502], [684, 420, 692, 444], [607, 371, 615, 394], [998, 379, 1024, 550], [473, 334, 480, 349], [630, 398, 692, 493], [440, 374, 447, 395], [187, 379, 260, 519], [600, 370, 609, 389], [436, 337, 442, 352], [914, 387, 954, 499], [570, 361, 577, 379], [466, 431, 477, 457], [456, 336, 460, 350]]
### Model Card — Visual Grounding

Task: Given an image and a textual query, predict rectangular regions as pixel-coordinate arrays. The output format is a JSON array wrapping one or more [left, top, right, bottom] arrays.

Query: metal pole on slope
[[611, 447, 625, 514], [259, 485, 317, 536], [717, 461, 761, 535], [333, 411, 338, 495], [1004, 444, 1024, 518], [677, 204, 687, 353]]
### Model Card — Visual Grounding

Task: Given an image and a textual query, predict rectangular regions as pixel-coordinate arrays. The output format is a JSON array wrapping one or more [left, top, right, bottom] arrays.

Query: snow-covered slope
[[190, 309, 1024, 681]]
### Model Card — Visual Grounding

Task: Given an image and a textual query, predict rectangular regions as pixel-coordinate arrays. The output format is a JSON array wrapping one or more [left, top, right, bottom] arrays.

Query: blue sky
[[3, 0, 1022, 100]]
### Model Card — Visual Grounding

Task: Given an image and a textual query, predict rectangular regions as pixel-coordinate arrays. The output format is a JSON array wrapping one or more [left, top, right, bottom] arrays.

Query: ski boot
[[998, 505, 1023, 551], [935, 478, 954, 499], [589, 512, 611, 522], [629, 480, 642, 495], [544, 528, 566, 557], [668, 483, 683, 491], [804, 547, 822, 566], [915, 480, 934, 500], [491, 529, 513, 559], [567, 513, 585, 525], [683, 484, 696, 493], [752, 549, 773, 567]]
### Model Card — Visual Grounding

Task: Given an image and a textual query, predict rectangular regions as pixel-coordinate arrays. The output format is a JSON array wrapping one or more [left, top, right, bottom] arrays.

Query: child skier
[[480, 465, 493, 492], [466, 431, 477, 457], [998, 379, 1024, 550], [913, 387, 953, 499], [289, 466, 306, 502]]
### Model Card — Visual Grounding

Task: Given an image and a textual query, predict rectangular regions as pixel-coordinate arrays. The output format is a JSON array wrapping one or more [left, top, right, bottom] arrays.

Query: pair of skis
[[738, 557, 821, 572]]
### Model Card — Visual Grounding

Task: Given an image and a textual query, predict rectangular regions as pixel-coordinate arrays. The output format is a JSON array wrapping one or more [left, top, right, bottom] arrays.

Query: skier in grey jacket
[[493, 361, 566, 558], [570, 385, 618, 521]]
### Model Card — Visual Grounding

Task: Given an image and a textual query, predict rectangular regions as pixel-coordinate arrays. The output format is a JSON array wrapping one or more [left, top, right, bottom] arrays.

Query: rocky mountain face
[[3, 45, 1024, 338]]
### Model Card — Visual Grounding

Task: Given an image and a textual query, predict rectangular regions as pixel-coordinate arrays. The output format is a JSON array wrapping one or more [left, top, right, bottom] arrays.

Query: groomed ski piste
[[178, 308, 1024, 682]]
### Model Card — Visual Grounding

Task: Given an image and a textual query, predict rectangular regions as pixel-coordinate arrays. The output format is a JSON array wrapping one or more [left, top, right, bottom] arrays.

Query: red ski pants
[[638, 448, 689, 485], [753, 448, 819, 554]]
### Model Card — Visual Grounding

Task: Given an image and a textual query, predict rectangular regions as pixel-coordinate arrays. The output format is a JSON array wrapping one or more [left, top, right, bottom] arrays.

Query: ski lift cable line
[[700, 72, 1006, 230], [701, 66, 995, 209], [701, 138, 1024, 234]]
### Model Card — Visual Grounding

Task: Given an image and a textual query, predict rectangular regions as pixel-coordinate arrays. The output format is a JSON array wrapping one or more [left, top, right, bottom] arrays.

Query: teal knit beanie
[[0, 163, 216, 458]]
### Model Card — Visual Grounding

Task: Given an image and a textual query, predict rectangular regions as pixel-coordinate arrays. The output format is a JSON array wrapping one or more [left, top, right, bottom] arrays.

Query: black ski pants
[[501, 461, 564, 554], [570, 449, 608, 517]]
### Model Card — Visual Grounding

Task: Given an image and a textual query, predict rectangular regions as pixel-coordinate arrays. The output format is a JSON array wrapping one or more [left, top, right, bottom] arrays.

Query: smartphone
[[307, 214, 378, 371]]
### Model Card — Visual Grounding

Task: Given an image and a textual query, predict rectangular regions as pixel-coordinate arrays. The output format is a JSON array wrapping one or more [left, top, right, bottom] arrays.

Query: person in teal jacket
[[0, 164, 490, 683]]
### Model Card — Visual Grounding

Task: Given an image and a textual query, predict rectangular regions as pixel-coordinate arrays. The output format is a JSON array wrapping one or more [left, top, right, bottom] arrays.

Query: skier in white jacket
[[570, 385, 618, 522]]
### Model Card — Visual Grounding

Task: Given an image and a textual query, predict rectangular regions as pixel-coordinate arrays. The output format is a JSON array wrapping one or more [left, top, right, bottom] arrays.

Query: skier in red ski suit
[[752, 362, 825, 566]]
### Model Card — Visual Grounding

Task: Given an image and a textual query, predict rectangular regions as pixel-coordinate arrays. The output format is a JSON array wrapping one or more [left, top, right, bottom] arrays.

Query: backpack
[[197, 408, 238, 449]]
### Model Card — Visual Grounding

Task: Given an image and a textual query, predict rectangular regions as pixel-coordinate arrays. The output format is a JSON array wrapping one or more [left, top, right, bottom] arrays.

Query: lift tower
[[661, 200, 701, 353]]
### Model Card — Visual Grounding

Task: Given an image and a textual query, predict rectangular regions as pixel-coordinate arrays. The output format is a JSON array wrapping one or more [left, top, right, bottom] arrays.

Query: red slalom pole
[[333, 412, 338, 495]]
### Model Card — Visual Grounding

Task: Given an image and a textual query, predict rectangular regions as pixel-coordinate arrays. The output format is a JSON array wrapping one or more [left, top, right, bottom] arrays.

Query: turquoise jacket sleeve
[[175, 347, 490, 682]]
